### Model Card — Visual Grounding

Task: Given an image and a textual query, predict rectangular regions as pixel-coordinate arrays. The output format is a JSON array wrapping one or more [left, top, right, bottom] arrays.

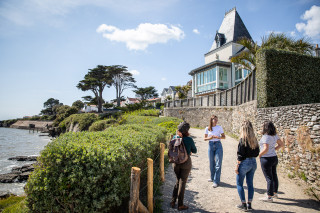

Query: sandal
[[170, 201, 175, 208], [178, 205, 189, 211]]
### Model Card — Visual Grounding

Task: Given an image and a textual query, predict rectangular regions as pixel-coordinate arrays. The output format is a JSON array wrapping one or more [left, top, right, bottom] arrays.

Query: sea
[[0, 128, 51, 195]]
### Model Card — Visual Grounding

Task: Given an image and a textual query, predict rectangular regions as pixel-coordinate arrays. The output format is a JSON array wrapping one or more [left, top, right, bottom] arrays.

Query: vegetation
[[0, 196, 28, 213], [125, 109, 160, 116], [133, 86, 159, 100], [60, 113, 98, 132], [88, 118, 117, 131], [25, 124, 167, 212], [231, 32, 313, 72], [77, 65, 113, 113], [72, 100, 85, 110], [256, 48, 320, 107], [53, 105, 79, 126], [40, 98, 60, 116], [108, 65, 137, 107], [175, 85, 191, 99]]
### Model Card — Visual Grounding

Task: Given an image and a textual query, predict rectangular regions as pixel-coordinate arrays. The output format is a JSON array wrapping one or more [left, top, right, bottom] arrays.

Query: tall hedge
[[25, 124, 167, 212], [256, 49, 320, 108]]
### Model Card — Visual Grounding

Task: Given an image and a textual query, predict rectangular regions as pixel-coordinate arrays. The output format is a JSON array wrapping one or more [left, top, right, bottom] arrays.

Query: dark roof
[[209, 8, 252, 52], [189, 60, 231, 75]]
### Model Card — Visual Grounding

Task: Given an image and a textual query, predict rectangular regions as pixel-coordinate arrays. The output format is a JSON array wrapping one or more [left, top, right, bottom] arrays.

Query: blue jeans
[[236, 157, 257, 203], [208, 141, 223, 184]]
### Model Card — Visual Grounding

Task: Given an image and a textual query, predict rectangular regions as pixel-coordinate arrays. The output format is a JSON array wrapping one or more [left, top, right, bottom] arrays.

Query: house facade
[[160, 86, 177, 103], [189, 7, 252, 97]]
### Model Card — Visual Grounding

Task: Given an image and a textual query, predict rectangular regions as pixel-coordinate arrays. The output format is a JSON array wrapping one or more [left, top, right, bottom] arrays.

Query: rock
[[0, 191, 16, 199], [0, 173, 19, 183], [8, 156, 38, 161], [313, 125, 320, 131]]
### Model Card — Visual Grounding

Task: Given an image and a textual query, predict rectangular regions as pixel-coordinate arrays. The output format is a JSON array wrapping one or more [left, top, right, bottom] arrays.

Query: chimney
[[316, 44, 320, 57]]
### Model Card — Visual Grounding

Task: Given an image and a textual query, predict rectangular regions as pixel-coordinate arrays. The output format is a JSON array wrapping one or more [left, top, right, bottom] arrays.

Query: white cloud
[[96, 23, 185, 51], [193, 29, 200, 34], [161, 77, 166, 81], [129, 70, 140, 75], [296, 5, 320, 40]]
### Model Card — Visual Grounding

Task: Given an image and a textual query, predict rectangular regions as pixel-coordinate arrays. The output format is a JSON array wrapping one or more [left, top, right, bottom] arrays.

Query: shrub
[[89, 119, 117, 132], [126, 109, 160, 116], [25, 124, 167, 212], [0, 196, 28, 213], [157, 121, 180, 135], [60, 113, 98, 132]]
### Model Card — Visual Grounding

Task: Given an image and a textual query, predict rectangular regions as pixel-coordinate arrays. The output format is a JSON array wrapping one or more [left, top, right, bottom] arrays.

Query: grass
[[0, 196, 28, 213]]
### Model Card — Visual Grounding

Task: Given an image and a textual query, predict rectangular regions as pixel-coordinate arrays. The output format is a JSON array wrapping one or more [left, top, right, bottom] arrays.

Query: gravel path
[[161, 128, 320, 213]]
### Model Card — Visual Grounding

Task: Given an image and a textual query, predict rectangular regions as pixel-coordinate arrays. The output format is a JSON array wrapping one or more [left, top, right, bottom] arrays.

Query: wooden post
[[160, 143, 165, 182], [129, 167, 141, 213], [147, 158, 153, 213]]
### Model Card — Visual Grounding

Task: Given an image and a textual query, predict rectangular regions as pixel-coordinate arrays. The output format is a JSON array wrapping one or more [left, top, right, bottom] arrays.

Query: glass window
[[219, 67, 227, 81], [243, 69, 249, 78]]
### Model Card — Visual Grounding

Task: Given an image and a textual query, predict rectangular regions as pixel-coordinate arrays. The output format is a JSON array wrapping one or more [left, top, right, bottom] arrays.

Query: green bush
[[60, 113, 98, 132], [0, 196, 28, 213], [256, 49, 320, 107], [126, 109, 160, 116], [89, 118, 117, 132], [25, 124, 167, 212], [120, 115, 182, 135]]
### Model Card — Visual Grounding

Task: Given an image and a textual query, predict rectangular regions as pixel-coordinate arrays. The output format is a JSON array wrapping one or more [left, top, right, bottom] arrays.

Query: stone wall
[[164, 101, 320, 198], [10, 120, 53, 130], [256, 103, 320, 197]]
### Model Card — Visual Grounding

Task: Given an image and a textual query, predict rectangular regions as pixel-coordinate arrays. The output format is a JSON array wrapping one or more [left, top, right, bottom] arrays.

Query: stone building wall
[[164, 101, 320, 198]]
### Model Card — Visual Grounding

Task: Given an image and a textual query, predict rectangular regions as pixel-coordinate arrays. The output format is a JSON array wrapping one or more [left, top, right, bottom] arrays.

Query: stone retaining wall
[[10, 120, 53, 130], [164, 101, 320, 198]]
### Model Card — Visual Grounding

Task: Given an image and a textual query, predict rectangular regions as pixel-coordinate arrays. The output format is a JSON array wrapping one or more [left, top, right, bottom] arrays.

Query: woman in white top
[[204, 115, 225, 187], [258, 120, 284, 202]]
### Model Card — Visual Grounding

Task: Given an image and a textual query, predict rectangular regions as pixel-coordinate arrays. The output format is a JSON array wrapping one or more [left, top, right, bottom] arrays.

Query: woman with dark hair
[[204, 115, 225, 188], [235, 120, 259, 211], [259, 121, 284, 202], [170, 121, 197, 211]]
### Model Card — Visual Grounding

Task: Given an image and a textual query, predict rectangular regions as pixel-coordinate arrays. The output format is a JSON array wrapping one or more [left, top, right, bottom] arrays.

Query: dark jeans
[[260, 156, 279, 196], [172, 156, 192, 206]]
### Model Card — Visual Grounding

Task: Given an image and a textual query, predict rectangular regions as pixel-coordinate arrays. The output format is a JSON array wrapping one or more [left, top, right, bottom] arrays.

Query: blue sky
[[0, 0, 319, 120]]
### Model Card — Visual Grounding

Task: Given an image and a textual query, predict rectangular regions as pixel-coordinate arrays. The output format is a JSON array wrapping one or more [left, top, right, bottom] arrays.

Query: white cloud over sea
[[96, 23, 185, 51]]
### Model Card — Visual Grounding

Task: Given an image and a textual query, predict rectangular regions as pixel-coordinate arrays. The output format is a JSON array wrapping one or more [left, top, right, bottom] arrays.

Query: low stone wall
[[164, 101, 320, 198], [10, 120, 53, 130]]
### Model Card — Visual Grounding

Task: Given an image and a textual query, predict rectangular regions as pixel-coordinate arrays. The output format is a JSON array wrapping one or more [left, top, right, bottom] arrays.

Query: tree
[[231, 32, 313, 71], [72, 100, 84, 110], [77, 65, 112, 113], [134, 86, 158, 100], [41, 98, 60, 115], [108, 65, 136, 107], [175, 85, 191, 99]]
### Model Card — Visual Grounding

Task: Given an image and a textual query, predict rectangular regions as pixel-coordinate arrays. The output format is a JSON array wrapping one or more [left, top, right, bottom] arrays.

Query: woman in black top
[[235, 120, 259, 211]]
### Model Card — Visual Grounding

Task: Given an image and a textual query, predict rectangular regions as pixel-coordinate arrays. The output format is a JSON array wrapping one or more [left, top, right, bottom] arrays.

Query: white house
[[84, 104, 99, 113], [160, 86, 177, 102], [189, 7, 252, 97], [120, 97, 141, 107]]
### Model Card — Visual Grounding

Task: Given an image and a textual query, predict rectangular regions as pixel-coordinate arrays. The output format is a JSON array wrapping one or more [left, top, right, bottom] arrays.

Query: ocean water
[[0, 128, 51, 195]]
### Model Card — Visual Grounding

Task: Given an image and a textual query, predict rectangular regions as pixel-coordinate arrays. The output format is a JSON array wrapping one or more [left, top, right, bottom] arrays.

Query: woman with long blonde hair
[[235, 120, 259, 211]]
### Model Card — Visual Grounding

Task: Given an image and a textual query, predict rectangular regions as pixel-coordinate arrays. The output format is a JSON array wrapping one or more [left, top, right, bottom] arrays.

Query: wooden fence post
[[147, 158, 153, 213], [160, 143, 165, 182], [129, 167, 141, 213]]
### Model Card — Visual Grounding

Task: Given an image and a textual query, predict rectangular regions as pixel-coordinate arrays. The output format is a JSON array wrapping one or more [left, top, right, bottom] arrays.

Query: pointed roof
[[209, 7, 252, 51]]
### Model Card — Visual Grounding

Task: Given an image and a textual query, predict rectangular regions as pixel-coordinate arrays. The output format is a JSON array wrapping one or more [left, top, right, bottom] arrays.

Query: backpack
[[168, 137, 188, 164]]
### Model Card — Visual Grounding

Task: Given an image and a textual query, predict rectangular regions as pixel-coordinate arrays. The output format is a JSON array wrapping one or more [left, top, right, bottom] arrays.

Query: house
[[120, 97, 141, 107], [160, 86, 177, 102], [189, 7, 252, 97], [84, 104, 98, 113], [146, 97, 161, 107]]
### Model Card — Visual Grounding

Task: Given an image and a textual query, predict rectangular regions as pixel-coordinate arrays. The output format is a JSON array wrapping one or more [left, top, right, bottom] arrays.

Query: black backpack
[[168, 137, 188, 164]]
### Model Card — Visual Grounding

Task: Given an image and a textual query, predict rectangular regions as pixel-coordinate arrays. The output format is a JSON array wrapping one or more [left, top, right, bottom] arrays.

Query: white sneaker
[[212, 182, 218, 188], [259, 196, 273, 202], [207, 179, 213, 182], [264, 193, 278, 198]]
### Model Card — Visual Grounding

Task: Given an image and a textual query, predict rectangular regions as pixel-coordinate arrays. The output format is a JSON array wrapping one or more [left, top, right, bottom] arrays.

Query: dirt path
[[161, 128, 320, 213]]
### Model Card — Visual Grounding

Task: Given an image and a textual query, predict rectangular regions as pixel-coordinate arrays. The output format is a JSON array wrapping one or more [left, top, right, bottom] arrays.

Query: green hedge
[[25, 124, 167, 212], [59, 113, 98, 132], [88, 118, 117, 132], [256, 49, 320, 108], [120, 115, 182, 135]]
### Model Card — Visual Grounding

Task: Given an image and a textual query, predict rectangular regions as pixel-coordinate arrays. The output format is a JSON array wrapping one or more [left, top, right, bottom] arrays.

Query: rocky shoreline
[[0, 156, 37, 184]]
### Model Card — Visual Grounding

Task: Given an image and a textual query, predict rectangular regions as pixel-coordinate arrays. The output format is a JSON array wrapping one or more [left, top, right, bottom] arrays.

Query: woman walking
[[259, 120, 284, 202], [170, 121, 197, 210], [204, 115, 225, 188], [235, 120, 259, 211]]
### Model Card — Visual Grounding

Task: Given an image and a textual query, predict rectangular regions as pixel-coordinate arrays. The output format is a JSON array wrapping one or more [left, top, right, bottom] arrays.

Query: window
[[195, 67, 217, 93], [219, 67, 228, 89], [235, 67, 242, 81]]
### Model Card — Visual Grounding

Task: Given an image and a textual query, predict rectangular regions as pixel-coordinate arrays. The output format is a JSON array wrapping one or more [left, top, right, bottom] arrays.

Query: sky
[[0, 0, 319, 120]]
